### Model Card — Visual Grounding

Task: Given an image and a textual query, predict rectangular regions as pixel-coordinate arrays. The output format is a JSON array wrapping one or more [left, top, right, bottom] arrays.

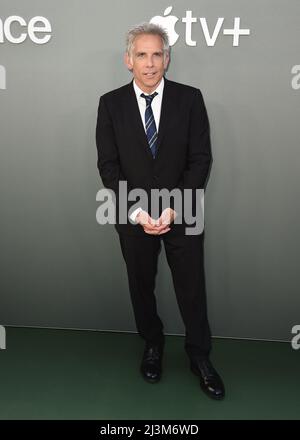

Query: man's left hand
[[154, 208, 177, 234]]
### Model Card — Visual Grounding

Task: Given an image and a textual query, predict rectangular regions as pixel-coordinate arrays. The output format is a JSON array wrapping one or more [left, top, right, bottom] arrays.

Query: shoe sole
[[143, 376, 161, 384]]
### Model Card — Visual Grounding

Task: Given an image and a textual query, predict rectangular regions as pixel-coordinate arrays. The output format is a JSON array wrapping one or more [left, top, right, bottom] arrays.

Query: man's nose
[[146, 56, 154, 67]]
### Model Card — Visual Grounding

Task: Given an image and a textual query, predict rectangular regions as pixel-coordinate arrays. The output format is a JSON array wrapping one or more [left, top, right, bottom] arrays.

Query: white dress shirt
[[129, 77, 165, 223]]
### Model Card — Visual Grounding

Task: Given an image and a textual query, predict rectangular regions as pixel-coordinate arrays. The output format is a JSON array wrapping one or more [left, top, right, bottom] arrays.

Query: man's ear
[[124, 52, 133, 71]]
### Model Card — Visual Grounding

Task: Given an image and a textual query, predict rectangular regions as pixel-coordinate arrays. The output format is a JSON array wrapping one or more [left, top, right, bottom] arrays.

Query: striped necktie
[[141, 92, 158, 158]]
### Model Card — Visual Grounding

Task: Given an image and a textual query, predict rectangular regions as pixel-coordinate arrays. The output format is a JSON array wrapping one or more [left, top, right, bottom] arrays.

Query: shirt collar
[[133, 76, 165, 100]]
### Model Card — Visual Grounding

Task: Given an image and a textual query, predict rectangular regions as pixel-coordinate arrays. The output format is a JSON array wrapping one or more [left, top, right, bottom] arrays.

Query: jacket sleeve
[[184, 88, 212, 191], [95, 95, 124, 194], [172, 89, 212, 216]]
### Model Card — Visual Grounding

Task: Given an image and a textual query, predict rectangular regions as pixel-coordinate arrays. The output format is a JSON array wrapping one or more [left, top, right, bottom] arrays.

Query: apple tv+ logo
[[150, 6, 250, 47]]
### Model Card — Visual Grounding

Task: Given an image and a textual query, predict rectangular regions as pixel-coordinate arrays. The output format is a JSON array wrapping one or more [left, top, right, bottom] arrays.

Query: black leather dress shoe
[[140, 343, 164, 383], [190, 357, 225, 400]]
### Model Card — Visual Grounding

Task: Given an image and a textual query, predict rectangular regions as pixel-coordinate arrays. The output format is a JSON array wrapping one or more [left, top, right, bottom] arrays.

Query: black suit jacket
[[95, 76, 212, 236]]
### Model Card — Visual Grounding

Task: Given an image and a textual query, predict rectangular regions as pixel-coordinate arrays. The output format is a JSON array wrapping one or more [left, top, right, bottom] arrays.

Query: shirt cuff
[[129, 207, 143, 224]]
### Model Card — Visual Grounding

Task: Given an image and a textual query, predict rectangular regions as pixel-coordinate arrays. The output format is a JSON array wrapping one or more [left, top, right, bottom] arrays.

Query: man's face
[[125, 34, 169, 94]]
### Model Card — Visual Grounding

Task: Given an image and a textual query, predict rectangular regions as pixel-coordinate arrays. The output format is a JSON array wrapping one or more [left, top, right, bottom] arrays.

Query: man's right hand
[[136, 210, 171, 235]]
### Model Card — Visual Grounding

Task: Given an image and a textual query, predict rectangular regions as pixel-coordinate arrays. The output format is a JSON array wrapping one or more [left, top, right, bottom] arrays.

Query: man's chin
[[141, 77, 161, 91]]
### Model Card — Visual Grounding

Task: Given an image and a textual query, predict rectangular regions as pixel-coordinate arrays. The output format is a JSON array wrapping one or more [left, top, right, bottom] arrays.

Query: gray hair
[[125, 22, 170, 60]]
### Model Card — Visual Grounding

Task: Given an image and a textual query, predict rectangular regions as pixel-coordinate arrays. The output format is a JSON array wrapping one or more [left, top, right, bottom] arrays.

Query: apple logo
[[150, 6, 179, 46]]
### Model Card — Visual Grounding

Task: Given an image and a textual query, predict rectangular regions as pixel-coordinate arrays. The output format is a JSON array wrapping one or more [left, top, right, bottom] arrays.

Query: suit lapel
[[124, 76, 176, 160], [155, 77, 175, 159]]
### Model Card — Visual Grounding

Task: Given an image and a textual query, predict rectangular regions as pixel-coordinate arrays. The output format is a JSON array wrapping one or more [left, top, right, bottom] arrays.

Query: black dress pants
[[118, 232, 212, 359]]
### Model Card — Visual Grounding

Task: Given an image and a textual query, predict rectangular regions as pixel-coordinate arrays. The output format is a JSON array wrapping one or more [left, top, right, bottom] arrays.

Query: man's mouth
[[144, 72, 156, 77]]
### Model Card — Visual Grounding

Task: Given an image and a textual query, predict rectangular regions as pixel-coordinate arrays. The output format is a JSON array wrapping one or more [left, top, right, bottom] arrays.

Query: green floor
[[0, 327, 299, 419]]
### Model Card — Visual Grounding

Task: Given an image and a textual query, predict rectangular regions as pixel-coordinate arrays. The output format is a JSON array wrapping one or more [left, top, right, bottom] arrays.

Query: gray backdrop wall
[[0, 0, 299, 342]]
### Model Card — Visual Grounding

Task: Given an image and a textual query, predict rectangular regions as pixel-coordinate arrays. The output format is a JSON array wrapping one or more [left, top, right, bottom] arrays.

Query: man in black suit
[[96, 23, 225, 400]]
